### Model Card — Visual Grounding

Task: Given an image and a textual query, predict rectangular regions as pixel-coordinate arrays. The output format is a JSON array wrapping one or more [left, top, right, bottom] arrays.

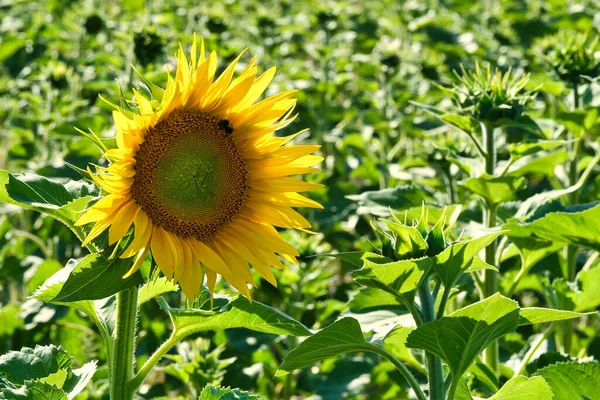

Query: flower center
[[131, 109, 248, 241]]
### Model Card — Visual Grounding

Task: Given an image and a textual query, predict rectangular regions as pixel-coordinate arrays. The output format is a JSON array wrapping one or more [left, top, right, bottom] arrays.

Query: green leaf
[[39, 370, 67, 389], [383, 220, 428, 259], [537, 361, 600, 400], [198, 384, 262, 400], [504, 203, 600, 251], [34, 254, 142, 303], [508, 139, 569, 161], [433, 232, 503, 287], [571, 266, 600, 312], [441, 114, 475, 133], [555, 110, 594, 135], [62, 362, 97, 400], [0, 171, 99, 223], [318, 252, 391, 268], [0, 346, 71, 386], [278, 317, 377, 376], [158, 296, 311, 337], [489, 376, 553, 400], [383, 325, 424, 373], [346, 186, 434, 216], [352, 257, 433, 304], [137, 277, 179, 306], [462, 175, 526, 204], [0, 381, 68, 400], [518, 308, 594, 326], [406, 294, 519, 377], [464, 256, 498, 273], [454, 376, 473, 400]]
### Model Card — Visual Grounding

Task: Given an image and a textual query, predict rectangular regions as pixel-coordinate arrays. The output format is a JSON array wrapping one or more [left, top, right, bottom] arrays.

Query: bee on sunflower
[[76, 35, 323, 300]]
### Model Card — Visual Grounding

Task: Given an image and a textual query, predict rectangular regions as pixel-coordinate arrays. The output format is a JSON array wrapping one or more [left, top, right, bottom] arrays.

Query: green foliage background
[[1, 0, 599, 399]]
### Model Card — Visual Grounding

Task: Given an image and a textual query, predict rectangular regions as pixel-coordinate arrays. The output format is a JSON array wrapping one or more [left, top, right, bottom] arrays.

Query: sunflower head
[[77, 35, 323, 300], [443, 63, 536, 128], [539, 31, 600, 86]]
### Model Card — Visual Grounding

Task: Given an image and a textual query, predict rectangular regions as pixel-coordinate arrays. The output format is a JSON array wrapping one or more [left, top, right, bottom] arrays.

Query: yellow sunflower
[[76, 35, 323, 300]]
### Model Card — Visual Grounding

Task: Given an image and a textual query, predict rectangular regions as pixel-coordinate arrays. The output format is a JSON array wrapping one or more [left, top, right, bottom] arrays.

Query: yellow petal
[[108, 201, 139, 245], [151, 227, 177, 279]]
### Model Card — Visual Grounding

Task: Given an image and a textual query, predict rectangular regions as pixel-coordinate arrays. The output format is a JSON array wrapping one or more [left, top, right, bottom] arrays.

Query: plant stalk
[[131, 329, 178, 391], [110, 288, 139, 400], [418, 276, 445, 400], [562, 82, 581, 354], [482, 123, 499, 374], [370, 345, 427, 400]]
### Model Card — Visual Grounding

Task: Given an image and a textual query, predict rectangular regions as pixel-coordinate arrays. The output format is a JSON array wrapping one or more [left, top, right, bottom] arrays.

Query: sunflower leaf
[[0, 171, 99, 223], [488, 376, 553, 400], [198, 384, 263, 400], [158, 296, 311, 338], [537, 361, 600, 400], [518, 307, 594, 326], [277, 317, 384, 376], [34, 254, 143, 303], [432, 232, 503, 287], [352, 257, 433, 304], [406, 294, 519, 379]]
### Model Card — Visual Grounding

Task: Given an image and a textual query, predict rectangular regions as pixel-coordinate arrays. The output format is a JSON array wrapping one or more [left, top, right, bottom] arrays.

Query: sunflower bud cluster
[[442, 63, 536, 128], [539, 31, 600, 86], [371, 206, 455, 261]]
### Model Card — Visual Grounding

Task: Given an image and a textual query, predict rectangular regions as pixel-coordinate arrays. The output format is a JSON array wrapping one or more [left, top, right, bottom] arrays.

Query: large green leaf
[[34, 254, 142, 303], [278, 317, 377, 375], [0, 171, 99, 223], [432, 232, 503, 287], [462, 175, 526, 204], [158, 296, 311, 337], [537, 361, 600, 400], [352, 257, 433, 304], [406, 294, 519, 377], [489, 376, 552, 400], [0, 381, 68, 400], [0, 346, 71, 386], [504, 203, 600, 251], [518, 307, 594, 326]]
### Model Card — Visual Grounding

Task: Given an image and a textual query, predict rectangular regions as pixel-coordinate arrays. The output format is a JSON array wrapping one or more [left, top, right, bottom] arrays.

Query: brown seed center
[[130, 109, 248, 242]]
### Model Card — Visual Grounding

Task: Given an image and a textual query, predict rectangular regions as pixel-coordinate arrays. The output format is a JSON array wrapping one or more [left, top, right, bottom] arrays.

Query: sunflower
[[76, 35, 323, 300]]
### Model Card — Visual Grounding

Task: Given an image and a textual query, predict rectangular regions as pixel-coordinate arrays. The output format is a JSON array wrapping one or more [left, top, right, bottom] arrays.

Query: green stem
[[517, 323, 555, 376], [506, 266, 525, 298], [406, 301, 425, 326], [370, 345, 427, 400], [482, 123, 499, 374], [419, 277, 445, 400], [131, 330, 177, 391], [110, 288, 138, 400], [563, 82, 581, 354], [447, 375, 459, 400], [436, 286, 451, 320]]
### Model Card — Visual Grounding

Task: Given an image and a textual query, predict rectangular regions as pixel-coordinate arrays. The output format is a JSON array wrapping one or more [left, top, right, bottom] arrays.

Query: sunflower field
[[1, 0, 600, 399]]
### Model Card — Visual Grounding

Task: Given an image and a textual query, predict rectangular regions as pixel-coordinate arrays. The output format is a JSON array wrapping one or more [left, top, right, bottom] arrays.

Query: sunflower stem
[[418, 275, 445, 400], [110, 287, 138, 400], [562, 81, 581, 354], [481, 123, 499, 375]]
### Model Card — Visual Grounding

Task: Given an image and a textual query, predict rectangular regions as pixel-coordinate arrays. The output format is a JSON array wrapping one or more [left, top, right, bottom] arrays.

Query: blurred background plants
[[1, 0, 600, 399]]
